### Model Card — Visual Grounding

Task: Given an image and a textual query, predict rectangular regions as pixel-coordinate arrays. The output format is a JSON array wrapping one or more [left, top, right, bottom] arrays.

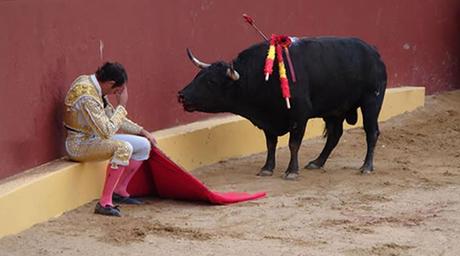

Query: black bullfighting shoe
[[113, 193, 144, 205], [94, 202, 122, 217]]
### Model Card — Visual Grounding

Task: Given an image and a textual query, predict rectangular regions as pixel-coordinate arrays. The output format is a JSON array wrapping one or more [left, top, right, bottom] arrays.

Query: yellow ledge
[[0, 86, 425, 238]]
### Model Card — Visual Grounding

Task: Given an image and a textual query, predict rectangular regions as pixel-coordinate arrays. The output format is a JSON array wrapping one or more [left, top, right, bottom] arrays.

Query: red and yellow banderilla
[[243, 14, 297, 109], [264, 35, 294, 109]]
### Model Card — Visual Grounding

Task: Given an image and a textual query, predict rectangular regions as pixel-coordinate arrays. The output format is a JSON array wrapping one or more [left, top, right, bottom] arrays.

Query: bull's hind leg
[[258, 130, 278, 176], [305, 117, 344, 169], [360, 98, 381, 174]]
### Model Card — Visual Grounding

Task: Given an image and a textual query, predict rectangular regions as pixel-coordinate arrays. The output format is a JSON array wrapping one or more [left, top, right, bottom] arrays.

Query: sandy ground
[[1, 90, 460, 256]]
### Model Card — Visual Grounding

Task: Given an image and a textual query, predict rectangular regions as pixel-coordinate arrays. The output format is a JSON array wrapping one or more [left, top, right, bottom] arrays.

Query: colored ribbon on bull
[[264, 36, 276, 81], [276, 42, 291, 109], [242, 14, 296, 109], [264, 34, 295, 109]]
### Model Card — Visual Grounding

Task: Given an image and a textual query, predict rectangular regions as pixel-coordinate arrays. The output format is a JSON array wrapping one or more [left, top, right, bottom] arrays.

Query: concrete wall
[[0, 0, 459, 179]]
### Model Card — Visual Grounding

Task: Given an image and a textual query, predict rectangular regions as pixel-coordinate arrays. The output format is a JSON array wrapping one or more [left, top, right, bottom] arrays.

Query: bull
[[178, 37, 387, 180]]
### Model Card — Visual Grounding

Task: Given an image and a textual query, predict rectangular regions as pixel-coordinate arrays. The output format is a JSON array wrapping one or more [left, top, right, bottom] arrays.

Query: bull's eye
[[207, 80, 217, 86]]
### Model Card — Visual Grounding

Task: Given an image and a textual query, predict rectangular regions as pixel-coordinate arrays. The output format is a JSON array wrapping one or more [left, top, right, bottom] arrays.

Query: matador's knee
[[111, 141, 133, 168]]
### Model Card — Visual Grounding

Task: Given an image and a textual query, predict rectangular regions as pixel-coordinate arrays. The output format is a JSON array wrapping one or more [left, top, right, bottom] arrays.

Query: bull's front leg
[[258, 130, 278, 176], [283, 121, 307, 180]]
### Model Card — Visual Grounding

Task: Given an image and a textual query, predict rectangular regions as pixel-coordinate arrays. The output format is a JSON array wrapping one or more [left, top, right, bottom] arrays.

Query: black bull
[[178, 37, 387, 179]]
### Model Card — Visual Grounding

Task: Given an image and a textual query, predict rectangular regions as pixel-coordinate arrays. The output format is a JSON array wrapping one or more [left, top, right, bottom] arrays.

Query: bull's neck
[[226, 86, 270, 128], [226, 80, 254, 116]]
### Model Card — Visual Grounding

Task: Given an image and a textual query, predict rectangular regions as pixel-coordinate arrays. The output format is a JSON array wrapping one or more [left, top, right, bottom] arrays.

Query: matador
[[64, 62, 156, 216]]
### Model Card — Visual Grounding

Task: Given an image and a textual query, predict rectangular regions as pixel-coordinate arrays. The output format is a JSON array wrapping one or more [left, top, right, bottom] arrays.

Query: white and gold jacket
[[64, 74, 142, 165]]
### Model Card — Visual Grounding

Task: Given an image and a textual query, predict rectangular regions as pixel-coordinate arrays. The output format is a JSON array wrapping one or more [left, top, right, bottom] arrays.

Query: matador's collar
[[90, 74, 102, 97]]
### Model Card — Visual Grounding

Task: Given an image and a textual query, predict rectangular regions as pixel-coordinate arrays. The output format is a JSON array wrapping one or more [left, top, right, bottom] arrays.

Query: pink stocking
[[114, 160, 143, 197], [99, 164, 124, 207]]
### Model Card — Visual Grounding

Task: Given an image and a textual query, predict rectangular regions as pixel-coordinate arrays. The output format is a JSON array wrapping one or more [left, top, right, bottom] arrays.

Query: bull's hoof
[[257, 170, 273, 176], [305, 161, 322, 170], [282, 172, 299, 180], [360, 169, 374, 175], [359, 165, 374, 175]]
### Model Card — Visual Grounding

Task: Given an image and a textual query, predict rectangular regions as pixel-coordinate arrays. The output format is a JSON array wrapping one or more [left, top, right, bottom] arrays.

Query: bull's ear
[[226, 64, 240, 81]]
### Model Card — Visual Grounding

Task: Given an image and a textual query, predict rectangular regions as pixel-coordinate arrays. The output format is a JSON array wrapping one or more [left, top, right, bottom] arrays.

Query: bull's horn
[[226, 65, 240, 81], [186, 48, 211, 69]]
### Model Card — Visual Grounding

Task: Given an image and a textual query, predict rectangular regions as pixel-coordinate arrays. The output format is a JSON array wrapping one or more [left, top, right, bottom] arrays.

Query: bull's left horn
[[226, 65, 240, 81], [186, 48, 211, 69]]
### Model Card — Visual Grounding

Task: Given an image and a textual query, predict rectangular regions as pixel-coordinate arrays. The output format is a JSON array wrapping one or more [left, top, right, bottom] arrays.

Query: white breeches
[[112, 134, 151, 161]]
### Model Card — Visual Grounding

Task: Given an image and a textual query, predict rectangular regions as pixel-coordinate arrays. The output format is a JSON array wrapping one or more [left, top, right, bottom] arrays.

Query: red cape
[[127, 147, 266, 204]]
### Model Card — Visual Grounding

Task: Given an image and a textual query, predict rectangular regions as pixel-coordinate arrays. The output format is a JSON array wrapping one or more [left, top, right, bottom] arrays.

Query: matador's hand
[[116, 86, 128, 108], [141, 129, 157, 146]]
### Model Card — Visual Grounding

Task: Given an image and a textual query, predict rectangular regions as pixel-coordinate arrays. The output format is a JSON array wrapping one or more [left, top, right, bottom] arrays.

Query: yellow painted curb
[[0, 86, 425, 238], [0, 160, 107, 238]]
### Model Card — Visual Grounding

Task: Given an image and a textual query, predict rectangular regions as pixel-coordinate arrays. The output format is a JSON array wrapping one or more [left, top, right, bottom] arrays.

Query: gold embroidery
[[121, 118, 143, 134], [81, 100, 127, 139], [105, 100, 143, 134], [64, 76, 104, 134], [64, 75, 131, 166], [65, 76, 101, 106], [66, 134, 132, 166]]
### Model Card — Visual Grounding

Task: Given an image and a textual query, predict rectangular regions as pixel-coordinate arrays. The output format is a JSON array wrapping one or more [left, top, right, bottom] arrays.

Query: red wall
[[0, 0, 459, 179]]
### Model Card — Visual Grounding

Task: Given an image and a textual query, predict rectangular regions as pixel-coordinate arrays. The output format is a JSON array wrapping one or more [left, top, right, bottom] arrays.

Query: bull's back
[[292, 37, 386, 117]]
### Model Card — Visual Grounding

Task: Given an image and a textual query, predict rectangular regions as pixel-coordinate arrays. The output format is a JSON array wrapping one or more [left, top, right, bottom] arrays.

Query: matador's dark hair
[[95, 62, 128, 87]]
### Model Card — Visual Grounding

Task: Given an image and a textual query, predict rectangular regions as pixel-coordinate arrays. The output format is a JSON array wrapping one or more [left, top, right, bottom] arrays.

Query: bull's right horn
[[186, 48, 211, 69]]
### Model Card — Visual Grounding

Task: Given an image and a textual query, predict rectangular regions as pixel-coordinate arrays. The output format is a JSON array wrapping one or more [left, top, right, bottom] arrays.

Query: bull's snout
[[177, 90, 196, 112], [177, 91, 185, 104]]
